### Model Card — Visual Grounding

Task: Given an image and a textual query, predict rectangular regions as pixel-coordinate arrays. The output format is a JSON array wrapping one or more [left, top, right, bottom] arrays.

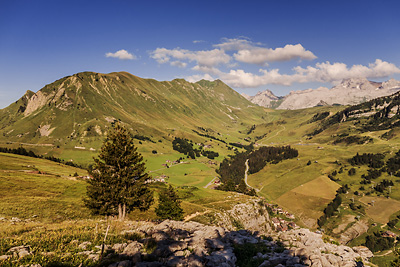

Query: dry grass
[[359, 196, 400, 224]]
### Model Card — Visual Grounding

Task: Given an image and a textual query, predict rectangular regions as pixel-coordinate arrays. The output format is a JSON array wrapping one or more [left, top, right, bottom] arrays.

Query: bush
[[348, 168, 356, 176]]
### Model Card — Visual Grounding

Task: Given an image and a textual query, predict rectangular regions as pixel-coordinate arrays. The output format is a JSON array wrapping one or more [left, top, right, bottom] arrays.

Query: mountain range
[[243, 78, 400, 110]]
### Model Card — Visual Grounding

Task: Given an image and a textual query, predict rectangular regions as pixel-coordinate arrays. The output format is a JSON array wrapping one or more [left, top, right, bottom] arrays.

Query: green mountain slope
[[0, 72, 266, 158]]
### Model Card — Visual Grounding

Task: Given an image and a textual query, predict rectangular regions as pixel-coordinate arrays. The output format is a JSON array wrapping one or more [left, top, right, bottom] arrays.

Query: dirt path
[[184, 210, 211, 222], [183, 195, 244, 222], [244, 159, 251, 188], [375, 250, 393, 257], [262, 125, 286, 143], [203, 177, 217, 188], [149, 161, 188, 173]]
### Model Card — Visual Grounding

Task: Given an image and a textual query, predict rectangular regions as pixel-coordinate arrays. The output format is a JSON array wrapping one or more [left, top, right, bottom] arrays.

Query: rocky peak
[[380, 78, 400, 90], [315, 100, 329, 107], [245, 89, 281, 108], [334, 77, 378, 91], [254, 89, 279, 100]]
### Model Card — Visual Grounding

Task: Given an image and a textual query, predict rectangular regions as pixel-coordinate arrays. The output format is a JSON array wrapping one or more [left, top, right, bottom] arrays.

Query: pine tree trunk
[[118, 204, 122, 221], [122, 203, 126, 220]]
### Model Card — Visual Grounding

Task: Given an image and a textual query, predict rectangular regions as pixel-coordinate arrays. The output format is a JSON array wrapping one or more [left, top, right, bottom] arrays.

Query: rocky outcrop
[[5, 245, 33, 259], [279, 228, 372, 267], [339, 220, 369, 245], [214, 199, 272, 233], [101, 220, 372, 267], [0, 219, 373, 266]]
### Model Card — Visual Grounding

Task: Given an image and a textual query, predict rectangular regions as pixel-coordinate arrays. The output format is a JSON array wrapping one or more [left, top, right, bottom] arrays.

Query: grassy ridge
[[0, 72, 267, 165]]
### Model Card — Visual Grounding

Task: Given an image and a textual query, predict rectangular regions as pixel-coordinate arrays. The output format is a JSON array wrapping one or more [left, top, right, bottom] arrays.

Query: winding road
[[244, 159, 259, 192]]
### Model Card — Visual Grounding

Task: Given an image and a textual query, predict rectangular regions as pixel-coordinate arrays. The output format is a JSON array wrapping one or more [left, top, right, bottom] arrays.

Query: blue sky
[[1, 0, 400, 108]]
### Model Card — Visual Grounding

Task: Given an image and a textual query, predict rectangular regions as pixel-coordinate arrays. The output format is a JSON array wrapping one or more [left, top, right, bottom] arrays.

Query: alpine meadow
[[2, 70, 400, 266], [2, 1, 400, 266]]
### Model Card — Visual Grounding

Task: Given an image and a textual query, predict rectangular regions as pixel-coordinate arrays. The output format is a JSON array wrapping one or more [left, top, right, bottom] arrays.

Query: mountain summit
[[242, 89, 281, 108]]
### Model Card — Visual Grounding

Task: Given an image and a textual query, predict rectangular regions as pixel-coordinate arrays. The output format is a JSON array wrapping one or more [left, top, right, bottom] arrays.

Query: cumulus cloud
[[214, 59, 400, 88], [214, 39, 316, 65], [105, 49, 136, 60], [186, 73, 215, 83], [293, 59, 400, 83], [234, 44, 317, 65], [150, 38, 315, 69], [149, 37, 400, 89], [191, 65, 222, 76], [150, 48, 230, 67], [171, 61, 187, 68], [218, 69, 296, 88]]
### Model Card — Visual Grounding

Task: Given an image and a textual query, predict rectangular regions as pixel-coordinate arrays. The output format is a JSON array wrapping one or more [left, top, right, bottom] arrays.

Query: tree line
[[308, 111, 330, 123], [0, 146, 82, 169], [348, 150, 400, 189], [364, 231, 395, 253], [332, 135, 373, 145], [216, 145, 298, 195], [192, 129, 227, 144], [349, 152, 385, 168], [172, 137, 219, 159], [248, 146, 298, 174], [317, 185, 347, 227]]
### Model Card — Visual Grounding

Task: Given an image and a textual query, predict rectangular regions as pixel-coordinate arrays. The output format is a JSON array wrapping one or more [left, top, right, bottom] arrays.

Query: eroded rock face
[[279, 228, 371, 267], [105, 220, 372, 267], [339, 220, 369, 245], [215, 199, 272, 233]]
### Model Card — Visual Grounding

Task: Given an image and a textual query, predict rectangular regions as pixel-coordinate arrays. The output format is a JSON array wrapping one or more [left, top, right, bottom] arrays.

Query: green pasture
[[0, 170, 89, 221], [0, 153, 87, 176], [151, 160, 216, 187]]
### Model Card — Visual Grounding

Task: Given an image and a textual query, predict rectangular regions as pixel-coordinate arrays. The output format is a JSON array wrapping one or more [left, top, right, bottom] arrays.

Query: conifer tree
[[155, 185, 184, 221], [84, 123, 153, 220]]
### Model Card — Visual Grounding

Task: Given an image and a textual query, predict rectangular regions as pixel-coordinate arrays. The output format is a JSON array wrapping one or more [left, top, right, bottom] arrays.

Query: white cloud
[[150, 39, 315, 69], [234, 44, 317, 65], [218, 69, 296, 88], [150, 47, 230, 67], [213, 37, 257, 51], [186, 73, 214, 83], [191, 65, 222, 75], [105, 49, 136, 60], [149, 38, 400, 89], [171, 61, 187, 68], [293, 59, 400, 83], [192, 59, 400, 88]]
